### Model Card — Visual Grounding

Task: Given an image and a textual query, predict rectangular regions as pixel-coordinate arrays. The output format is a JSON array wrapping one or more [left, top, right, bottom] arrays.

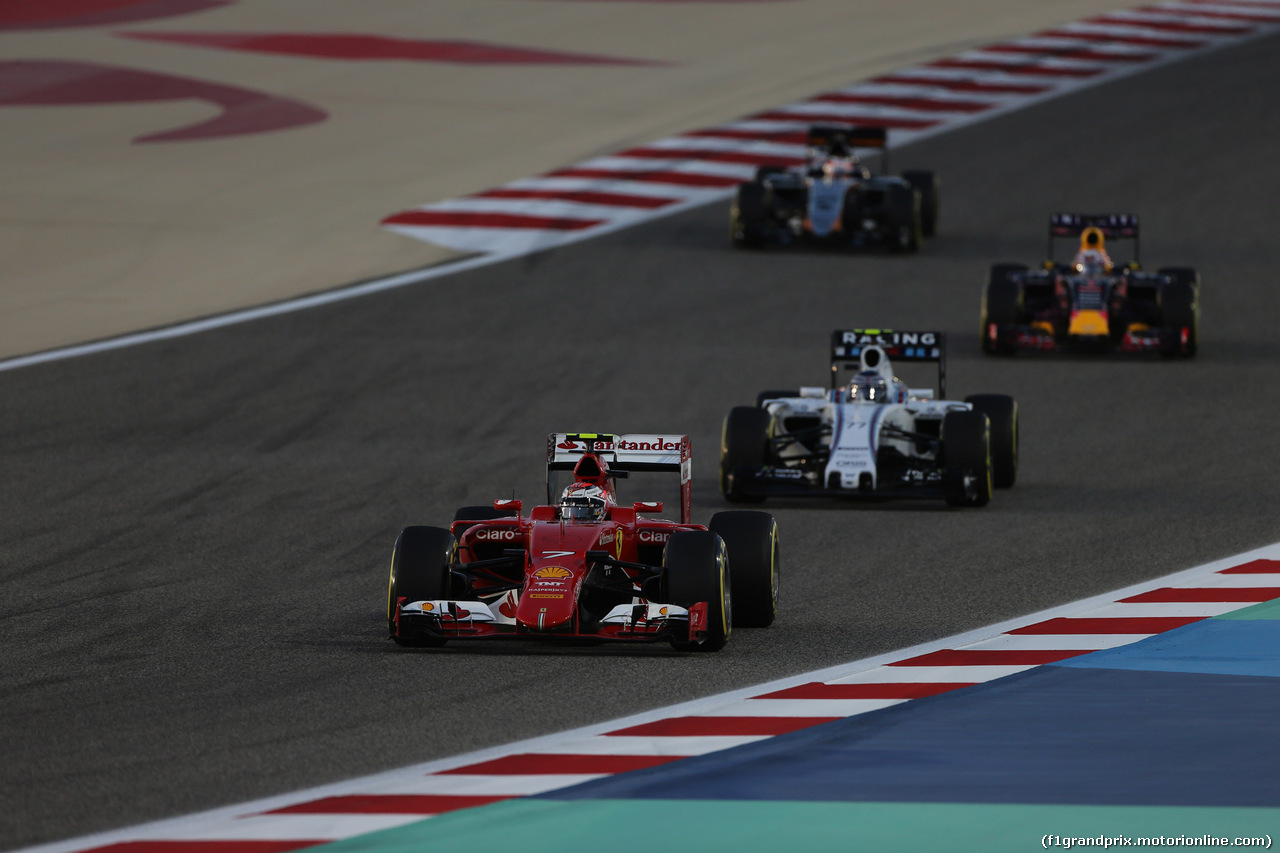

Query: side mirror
[[633, 501, 663, 514], [494, 499, 522, 516]]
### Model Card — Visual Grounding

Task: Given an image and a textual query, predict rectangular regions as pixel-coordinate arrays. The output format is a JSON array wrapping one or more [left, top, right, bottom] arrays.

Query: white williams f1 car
[[721, 330, 1018, 507]]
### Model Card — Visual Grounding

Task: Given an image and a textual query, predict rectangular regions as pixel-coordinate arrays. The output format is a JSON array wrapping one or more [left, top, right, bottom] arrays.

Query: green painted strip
[[313, 798, 1280, 853], [1215, 597, 1280, 620]]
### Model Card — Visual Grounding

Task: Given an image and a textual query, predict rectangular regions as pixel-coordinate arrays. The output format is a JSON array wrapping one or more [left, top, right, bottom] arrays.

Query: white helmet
[[849, 370, 889, 403]]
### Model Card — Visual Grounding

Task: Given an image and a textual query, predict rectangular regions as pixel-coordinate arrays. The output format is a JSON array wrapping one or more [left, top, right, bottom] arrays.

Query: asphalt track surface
[[3, 32, 1280, 851]]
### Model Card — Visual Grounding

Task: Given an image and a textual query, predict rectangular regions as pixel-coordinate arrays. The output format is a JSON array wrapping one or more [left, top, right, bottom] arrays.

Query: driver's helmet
[[822, 156, 854, 180], [1073, 249, 1111, 276], [849, 370, 889, 403], [1073, 227, 1113, 274], [560, 483, 607, 521]]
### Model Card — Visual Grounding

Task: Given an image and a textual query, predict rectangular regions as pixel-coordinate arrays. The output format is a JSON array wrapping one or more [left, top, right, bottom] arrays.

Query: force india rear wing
[[806, 125, 890, 169], [1048, 213, 1140, 264], [830, 329, 947, 398], [546, 433, 692, 524]]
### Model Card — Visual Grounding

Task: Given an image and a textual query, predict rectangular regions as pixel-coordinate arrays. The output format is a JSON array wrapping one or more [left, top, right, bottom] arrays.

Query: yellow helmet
[[1080, 226, 1106, 252]]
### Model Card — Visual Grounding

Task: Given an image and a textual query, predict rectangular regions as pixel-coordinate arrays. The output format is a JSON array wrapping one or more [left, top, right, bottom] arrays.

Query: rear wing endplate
[[547, 433, 692, 523], [830, 329, 947, 397]]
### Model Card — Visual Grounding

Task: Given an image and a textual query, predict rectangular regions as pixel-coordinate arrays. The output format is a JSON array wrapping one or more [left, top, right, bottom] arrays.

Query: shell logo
[[659, 607, 668, 616], [533, 566, 572, 579], [423, 602, 435, 612]]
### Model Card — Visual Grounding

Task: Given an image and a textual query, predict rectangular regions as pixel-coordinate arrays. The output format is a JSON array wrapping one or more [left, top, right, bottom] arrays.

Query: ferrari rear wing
[[546, 433, 692, 523], [1048, 213, 1140, 264], [829, 329, 947, 397]]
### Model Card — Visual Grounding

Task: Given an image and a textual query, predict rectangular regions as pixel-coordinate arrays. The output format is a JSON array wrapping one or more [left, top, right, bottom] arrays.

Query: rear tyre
[[1158, 268, 1199, 358], [755, 389, 799, 408], [981, 264, 1025, 354], [721, 406, 771, 503], [964, 395, 1018, 488], [887, 186, 922, 253], [709, 511, 779, 628], [901, 170, 940, 236], [387, 526, 455, 647], [1157, 266, 1201, 291], [451, 505, 517, 536], [665, 531, 731, 652], [942, 410, 992, 508], [731, 182, 769, 248]]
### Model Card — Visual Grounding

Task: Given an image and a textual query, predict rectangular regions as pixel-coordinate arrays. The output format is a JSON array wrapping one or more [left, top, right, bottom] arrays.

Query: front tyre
[[731, 182, 769, 248], [709, 511, 779, 628], [1157, 268, 1199, 358], [887, 186, 922, 253], [942, 410, 992, 508], [964, 394, 1018, 488], [387, 526, 455, 647], [721, 406, 771, 503], [901, 170, 940, 236], [665, 531, 731, 652], [981, 264, 1025, 355]]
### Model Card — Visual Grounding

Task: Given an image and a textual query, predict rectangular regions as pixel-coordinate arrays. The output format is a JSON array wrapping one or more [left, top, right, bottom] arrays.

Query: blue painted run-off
[[1055, 618, 1280, 678], [541, 615, 1280, 808]]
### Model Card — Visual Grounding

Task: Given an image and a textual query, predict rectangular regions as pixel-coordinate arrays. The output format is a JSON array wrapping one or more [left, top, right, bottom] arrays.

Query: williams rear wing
[[547, 433, 692, 523], [830, 329, 947, 397], [1048, 213, 1140, 264]]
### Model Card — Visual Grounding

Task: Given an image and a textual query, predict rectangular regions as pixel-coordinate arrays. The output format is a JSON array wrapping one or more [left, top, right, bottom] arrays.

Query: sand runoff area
[[2, 0, 1129, 360]]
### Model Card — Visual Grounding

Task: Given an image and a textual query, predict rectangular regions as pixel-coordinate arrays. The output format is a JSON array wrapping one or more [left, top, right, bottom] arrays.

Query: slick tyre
[[709, 511, 779, 628], [721, 406, 771, 503], [965, 395, 1018, 488], [665, 531, 731, 652], [1157, 266, 1201, 291], [755, 389, 799, 408], [901, 170, 940, 236], [887, 186, 922, 253], [981, 264, 1025, 354], [451, 505, 517, 536], [731, 182, 769, 248], [942, 410, 992, 508], [387, 526, 455, 647], [1157, 268, 1200, 358]]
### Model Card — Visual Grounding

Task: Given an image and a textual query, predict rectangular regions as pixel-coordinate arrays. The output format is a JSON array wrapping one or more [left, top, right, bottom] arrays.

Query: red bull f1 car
[[387, 434, 780, 652], [730, 125, 940, 252], [981, 213, 1200, 357], [721, 331, 1017, 507]]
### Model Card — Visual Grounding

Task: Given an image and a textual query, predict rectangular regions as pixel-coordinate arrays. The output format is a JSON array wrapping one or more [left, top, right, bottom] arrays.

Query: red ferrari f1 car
[[386, 433, 780, 652]]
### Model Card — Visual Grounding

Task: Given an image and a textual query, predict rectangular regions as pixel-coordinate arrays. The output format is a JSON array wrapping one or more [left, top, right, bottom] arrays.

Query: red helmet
[[560, 483, 607, 521]]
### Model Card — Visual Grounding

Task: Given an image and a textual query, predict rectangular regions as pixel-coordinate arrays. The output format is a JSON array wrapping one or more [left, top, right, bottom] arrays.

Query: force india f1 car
[[721, 331, 1017, 507], [981, 213, 1200, 357], [730, 125, 940, 253], [387, 434, 780, 652]]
